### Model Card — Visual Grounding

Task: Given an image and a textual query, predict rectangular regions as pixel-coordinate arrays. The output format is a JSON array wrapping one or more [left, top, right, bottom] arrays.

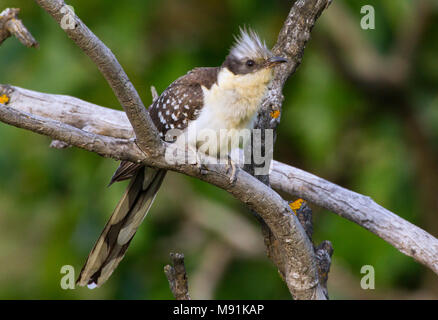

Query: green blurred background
[[0, 0, 437, 299]]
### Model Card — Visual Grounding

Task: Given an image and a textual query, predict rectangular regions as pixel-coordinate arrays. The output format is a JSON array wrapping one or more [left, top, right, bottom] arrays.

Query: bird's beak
[[266, 56, 288, 68]]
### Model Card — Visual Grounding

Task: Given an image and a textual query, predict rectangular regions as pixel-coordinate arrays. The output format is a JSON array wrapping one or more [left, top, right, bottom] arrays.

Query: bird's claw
[[196, 157, 209, 175], [188, 146, 208, 175], [226, 156, 237, 184]]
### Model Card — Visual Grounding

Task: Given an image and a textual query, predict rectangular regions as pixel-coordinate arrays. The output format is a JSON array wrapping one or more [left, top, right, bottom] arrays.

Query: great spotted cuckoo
[[77, 28, 287, 288]]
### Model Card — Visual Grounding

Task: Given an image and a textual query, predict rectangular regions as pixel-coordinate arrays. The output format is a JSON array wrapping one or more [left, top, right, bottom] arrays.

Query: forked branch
[[0, 8, 38, 48]]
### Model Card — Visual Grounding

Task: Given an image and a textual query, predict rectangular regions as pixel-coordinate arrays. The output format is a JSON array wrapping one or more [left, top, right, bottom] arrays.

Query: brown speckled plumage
[[149, 67, 219, 139], [109, 67, 220, 186]]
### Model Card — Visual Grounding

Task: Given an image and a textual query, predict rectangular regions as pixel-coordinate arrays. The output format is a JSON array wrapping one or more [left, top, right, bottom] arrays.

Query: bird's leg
[[186, 144, 208, 175], [226, 154, 237, 184]]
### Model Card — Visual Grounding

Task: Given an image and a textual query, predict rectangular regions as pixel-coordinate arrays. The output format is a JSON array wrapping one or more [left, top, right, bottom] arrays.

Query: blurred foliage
[[0, 0, 437, 299]]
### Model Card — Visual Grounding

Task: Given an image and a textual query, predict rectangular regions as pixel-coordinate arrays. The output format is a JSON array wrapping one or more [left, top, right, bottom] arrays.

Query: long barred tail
[[76, 166, 166, 288]]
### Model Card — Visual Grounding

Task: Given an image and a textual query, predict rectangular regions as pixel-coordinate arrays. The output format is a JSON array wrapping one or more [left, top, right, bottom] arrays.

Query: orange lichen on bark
[[0, 94, 9, 104], [289, 198, 305, 214], [270, 110, 280, 119]]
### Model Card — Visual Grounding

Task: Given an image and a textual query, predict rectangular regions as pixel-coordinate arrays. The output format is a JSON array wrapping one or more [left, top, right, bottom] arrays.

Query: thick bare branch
[[0, 8, 39, 48], [3, 84, 437, 277], [0, 85, 133, 139], [34, 0, 162, 155], [246, 0, 332, 298], [0, 101, 143, 162], [270, 161, 438, 275], [254, 0, 332, 150]]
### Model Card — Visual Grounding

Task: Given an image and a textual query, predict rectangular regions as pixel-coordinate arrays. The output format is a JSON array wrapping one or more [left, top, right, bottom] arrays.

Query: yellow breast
[[202, 67, 273, 129]]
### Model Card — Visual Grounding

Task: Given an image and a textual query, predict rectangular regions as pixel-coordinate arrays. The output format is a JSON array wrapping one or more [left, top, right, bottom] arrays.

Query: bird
[[76, 27, 287, 288]]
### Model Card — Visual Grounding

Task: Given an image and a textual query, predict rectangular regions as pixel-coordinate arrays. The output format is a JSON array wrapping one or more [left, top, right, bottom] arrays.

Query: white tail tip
[[87, 282, 98, 290]]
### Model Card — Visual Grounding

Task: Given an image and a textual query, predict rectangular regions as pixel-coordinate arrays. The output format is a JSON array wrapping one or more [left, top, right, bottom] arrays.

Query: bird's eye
[[246, 59, 255, 67]]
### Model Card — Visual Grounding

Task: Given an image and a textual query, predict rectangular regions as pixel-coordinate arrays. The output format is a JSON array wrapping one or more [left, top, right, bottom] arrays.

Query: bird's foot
[[226, 155, 237, 184], [196, 158, 209, 175], [186, 145, 209, 175]]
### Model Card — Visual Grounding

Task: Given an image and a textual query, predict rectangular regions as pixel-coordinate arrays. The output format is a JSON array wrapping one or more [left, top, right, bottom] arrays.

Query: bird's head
[[222, 27, 287, 77]]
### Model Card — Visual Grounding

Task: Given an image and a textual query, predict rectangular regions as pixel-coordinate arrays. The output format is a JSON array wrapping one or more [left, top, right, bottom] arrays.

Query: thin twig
[[315, 241, 333, 299], [150, 86, 159, 101], [290, 200, 333, 298], [0, 8, 39, 48], [164, 253, 191, 300]]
